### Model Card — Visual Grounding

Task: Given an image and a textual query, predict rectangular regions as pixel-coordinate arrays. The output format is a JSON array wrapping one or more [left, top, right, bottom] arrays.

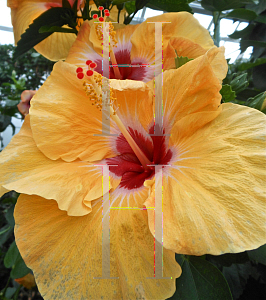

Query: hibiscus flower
[[66, 12, 216, 82], [0, 44, 265, 299], [7, 0, 124, 61], [7, 0, 83, 61]]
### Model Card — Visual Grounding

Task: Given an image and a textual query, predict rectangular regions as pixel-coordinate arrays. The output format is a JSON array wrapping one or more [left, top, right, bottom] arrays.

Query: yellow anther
[[82, 75, 119, 114], [83, 79, 102, 111], [95, 22, 118, 48]]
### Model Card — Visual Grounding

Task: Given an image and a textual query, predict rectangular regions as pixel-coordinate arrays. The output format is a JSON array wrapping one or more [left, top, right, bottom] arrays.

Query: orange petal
[[0, 116, 119, 216], [9, 1, 76, 61], [66, 21, 102, 67], [30, 61, 152, 162], [145, 103, 266, 255], [15, 194, 181, 299], [15, 273, 36, 289], [158, 47, 227, 127]]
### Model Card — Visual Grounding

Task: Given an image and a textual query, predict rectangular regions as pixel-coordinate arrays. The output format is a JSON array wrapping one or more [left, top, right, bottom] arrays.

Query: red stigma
[[86, 70, 94, 76], [77, 72, 84, 79], [104, 9, 109, 13], [90, 62, 97, 69], [76, 67, 83, 73], [99, 17, 104, 22], [93, 14, 98, 19], [105, 12, 110, 17], [86, 60, 92, 65], [98, 6, 104, 10]]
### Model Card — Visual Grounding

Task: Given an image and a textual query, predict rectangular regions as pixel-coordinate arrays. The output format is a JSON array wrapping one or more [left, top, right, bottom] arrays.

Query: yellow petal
[[171, 108, 222, 140], [163, 36, 207, 70], [130, 12, 215, 71], [145, 103, 266, 255], [158, 47, 227, 127], [110, 78, 153, 132], [9, 0, 76, 61], [0, 116, 119, 216], [30, 61, 114, 162], [15, 194, 181, 299], [30, 61, 152, 162]]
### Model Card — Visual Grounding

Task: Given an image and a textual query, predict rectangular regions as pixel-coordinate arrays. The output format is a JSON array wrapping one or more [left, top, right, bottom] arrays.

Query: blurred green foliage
[[0, 45, 54, 148]]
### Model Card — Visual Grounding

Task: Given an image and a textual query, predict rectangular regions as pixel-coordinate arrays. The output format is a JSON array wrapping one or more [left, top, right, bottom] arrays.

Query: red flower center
[[94, 49, 147, 81], [106, 125, 173, 190]]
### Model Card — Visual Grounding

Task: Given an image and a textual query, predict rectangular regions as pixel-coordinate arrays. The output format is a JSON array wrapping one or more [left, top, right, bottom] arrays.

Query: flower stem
[[212, 11, 221, 47], [1, 275, 11, 297]]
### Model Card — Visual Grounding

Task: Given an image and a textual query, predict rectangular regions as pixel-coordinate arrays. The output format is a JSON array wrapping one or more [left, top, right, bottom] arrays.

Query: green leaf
[[246, 91, 266, 110], [255, 14, 266, 24], [5, 287, 17, 299], [237, 57, 266, 70], [93, 0, 107, 6], [175, 53, 193, 68], [0, 114, 11, 132], [113, 0, 134, 4], [230, 73, 249, 94], [146, 0, 192, 13], [11, 254, 31, 279], [125, 1, 136, 15], [0, 226, 11, 236], [253, 61, 266, 90], [223, 8, 257, 21], [72, 0, 79, 14], [39, 25, 77, 34], [4, 205, 15, 227], [170, 255, 233, 300], [201, 0, 255, 12], [124, 0, 149, 18], [0, 224, 12, 247], [135, 0, 150, 11], [10, 122, 16, 136], [229, 23, 255, 39], [4, 241, 19, 268], [246, 0, 266, 14], [4, 241, 31, 279], [222, 262, 258, 300], [220, 85, 236, 102], [62, 0, 72, 9], [247, 244, 266, 265], [206, 252, 249, 267], [240, 40, 266, 52], [14, 7, 75, 59]]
